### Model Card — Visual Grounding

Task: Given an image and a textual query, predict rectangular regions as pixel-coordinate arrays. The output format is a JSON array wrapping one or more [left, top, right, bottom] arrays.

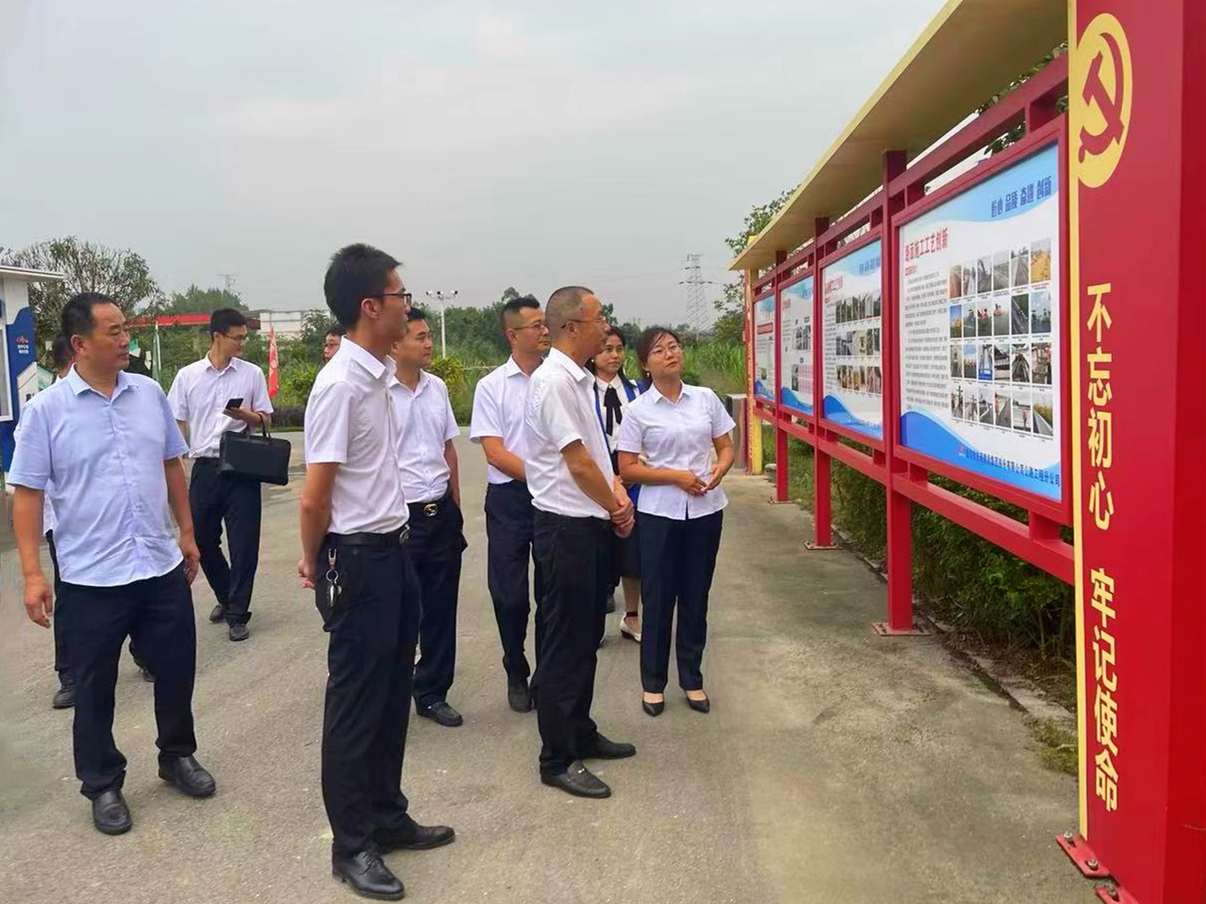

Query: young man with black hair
[[299, 244, 454, 901], [323, 323, 346, 363], [11, 292, 213, 836], [390, 308, 466, 728], [524, 286, 637, 799], [469, 294, 551, 713], [168, 307, 273, 642]]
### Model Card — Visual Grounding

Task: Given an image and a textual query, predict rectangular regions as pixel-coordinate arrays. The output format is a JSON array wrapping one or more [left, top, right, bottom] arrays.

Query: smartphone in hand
[[224, 397, 244, 411]]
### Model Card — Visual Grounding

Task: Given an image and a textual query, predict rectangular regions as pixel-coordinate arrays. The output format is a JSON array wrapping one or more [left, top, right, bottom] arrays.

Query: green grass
[[1028, 718, 1078, 776]]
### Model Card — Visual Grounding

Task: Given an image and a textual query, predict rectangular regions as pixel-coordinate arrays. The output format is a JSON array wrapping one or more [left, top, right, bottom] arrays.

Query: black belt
[[326, 526, 410, 547], [192, 457, 220, 468], [409, 491, 453, 518]]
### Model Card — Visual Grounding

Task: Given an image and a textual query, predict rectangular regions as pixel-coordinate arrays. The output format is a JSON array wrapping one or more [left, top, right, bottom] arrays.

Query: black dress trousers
[[638, 511, 724, 694], [484, 481, 545, 684], [407, 494, 467, 709], [56, 564, 198, 799], [318, 539, 421, 857], [531, 510, 609, 777], [189, 458, 262, 625]]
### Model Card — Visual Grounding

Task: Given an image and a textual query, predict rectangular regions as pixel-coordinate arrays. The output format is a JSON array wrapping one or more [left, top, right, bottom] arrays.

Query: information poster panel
[[753, 293, 775, 401], [897, 143, 1061, 501], [778, 276, 814, 414], [822, 240, 883, 439]]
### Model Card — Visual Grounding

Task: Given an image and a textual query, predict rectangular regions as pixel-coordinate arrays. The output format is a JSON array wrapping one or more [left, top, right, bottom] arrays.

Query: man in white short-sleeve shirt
[[390, 308, 466, 728], [523, 286, 636, 801], [168, 308, 273, 641], [298, 243, 454, 901], [468, 293, 549, 713], [10, 292, 212, 836]]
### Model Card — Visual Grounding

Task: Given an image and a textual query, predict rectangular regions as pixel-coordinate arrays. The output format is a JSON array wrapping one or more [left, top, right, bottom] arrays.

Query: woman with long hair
[[616, 327, 735, 715], [586, 327, 643, 641]]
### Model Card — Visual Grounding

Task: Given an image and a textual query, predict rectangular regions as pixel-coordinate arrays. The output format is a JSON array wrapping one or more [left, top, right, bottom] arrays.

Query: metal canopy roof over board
[[730, 0, 1067, 273]]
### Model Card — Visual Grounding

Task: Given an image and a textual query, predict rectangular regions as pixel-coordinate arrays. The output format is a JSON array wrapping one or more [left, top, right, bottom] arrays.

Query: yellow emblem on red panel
[[1072, 14, 1133, 188]]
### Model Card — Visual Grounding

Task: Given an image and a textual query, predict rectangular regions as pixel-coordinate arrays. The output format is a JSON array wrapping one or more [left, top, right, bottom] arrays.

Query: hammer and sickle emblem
[[1073, 14, 1133, 187]]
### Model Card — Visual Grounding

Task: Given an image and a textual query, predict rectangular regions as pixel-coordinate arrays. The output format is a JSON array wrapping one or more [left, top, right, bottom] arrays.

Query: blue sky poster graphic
[[896, 143, 1062, 501]]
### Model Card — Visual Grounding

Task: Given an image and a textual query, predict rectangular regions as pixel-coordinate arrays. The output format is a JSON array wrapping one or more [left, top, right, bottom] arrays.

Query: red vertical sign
[[267, 325, 279, 398], [1064, 1, 1206, 901]]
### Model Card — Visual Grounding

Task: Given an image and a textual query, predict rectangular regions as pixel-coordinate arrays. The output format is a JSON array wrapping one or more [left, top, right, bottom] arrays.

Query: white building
[[254, 309, 328, 339]]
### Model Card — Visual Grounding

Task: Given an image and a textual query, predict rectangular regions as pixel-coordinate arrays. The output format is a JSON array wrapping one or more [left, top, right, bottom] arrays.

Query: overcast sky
[[1, 0, 945, 324]]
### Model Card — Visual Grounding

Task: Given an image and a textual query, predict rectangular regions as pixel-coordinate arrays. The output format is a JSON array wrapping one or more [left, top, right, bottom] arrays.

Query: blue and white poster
[[822, 240, 883, 439], [753, 293, 775, 401], [779, 276, 813, 413], [897, 143, 1061, 501]]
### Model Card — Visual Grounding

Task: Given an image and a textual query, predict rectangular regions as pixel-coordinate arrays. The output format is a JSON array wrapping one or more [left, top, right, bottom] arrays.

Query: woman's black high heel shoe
[[642, 697, 664, 717], [685, 693, 710, 714]]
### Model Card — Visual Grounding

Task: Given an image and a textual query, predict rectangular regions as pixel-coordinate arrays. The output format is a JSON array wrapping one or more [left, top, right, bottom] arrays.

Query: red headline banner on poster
[[1067, 1, 1206, 901]]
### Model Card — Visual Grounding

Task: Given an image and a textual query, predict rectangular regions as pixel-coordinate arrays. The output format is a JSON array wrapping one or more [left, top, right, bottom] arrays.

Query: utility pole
[[219, 273, 237, 294], [424, 289, 458, 358], [680, 255, 714, 334]]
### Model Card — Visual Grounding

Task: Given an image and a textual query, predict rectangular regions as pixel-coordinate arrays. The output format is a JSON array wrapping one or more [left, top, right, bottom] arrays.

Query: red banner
[[1066, 1, 1206, 901], [267, 325, 279, 398]]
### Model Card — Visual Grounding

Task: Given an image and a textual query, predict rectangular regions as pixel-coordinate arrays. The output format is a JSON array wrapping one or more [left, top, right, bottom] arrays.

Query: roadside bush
[[759, 424, 1074, 660]]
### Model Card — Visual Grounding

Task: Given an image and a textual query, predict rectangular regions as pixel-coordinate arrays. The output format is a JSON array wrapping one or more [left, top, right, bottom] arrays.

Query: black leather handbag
[[218, 417, 291, 486]]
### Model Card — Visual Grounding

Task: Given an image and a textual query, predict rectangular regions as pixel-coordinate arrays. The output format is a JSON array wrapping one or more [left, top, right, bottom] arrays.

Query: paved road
[[0, 433, 1095, 903]]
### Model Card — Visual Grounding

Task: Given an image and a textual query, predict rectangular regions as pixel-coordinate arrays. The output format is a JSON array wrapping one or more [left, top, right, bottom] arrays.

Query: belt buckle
[[423, 503, 439, 517]]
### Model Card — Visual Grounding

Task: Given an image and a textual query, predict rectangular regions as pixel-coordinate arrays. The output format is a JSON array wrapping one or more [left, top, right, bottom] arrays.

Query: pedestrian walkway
[[0, 434, 1092, 903]]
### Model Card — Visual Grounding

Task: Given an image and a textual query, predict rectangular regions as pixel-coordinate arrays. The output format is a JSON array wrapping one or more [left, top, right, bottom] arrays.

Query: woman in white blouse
[[586, 328, 644, 641], [616, 328, 735, 716]]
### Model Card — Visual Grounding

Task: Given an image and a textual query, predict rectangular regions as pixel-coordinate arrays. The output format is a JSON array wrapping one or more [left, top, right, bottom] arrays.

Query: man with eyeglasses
[[300, 244, 453, 901], [523, 286, 636, 799], [469, 293, 551, 714], [167, 308, 273, 642]]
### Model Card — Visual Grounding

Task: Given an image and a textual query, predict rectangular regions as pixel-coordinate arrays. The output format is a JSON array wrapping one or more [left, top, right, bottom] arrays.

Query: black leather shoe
[[507, 680, 532, 713], [208, 604, 226, 624], [686, 693, 711, 714], [417, 701, 463, 727], [92, 789, 132, 835], [229, 622, 250, 642], [642, 699, 664, 717], [373, 816, 456, 852], [158, 755, 216, 798], [541, 761, 611, 799], [584, 733, 636, 760], [332, 850, 405, 901], [52, 682, 76, 710]]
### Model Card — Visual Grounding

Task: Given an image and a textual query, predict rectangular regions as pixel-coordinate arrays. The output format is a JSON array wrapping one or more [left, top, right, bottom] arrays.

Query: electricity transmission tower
[[219, 273, 237, 294], [680, 255, 714, 333]]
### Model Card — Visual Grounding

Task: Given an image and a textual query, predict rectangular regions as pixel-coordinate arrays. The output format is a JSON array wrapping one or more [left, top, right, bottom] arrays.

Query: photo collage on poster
[[946, 238, 1054, 439], [778, 276, 814, 413], [831, 289, 883, 397], [754, 293, 775, 400]]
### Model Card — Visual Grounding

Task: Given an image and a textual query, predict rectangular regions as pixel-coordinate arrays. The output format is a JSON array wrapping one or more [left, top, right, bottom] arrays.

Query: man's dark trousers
[[408, 493, 466, 709], [50, 531, 146, 686], [56, 564, 197, 799], [189, 458, 261, 625], [531, 510, 609, 777], [485, 481, 544, 684], [319, 537, 421, 857]]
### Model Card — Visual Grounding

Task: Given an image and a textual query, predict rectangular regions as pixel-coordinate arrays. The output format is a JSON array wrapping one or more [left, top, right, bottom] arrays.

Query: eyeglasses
[[223, 333, 249, 344], [374, 291, 413, 305], [648, 342, 682, 357], [511, 321, 548, 332]]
